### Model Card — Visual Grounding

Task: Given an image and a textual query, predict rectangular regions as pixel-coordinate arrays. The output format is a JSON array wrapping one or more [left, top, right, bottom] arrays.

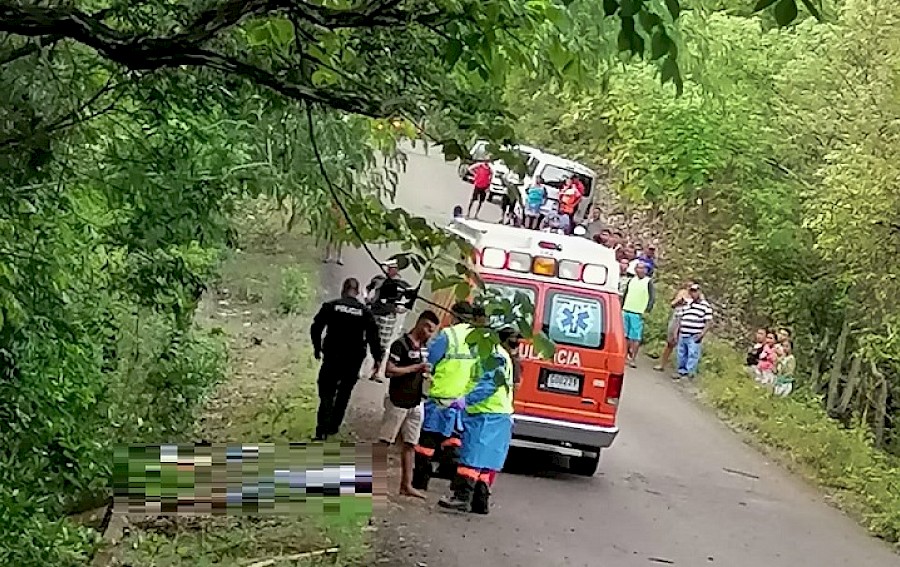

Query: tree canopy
[[0, 0, 850, 563]]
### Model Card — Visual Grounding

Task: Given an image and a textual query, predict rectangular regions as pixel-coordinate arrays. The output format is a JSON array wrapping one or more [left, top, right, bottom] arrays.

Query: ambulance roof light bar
[[479, 246, 609, 286]]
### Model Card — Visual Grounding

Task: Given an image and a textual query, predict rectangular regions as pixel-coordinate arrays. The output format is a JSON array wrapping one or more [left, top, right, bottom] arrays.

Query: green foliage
[[279, 266, 314, 315], [509, 0, 900, 456], [700, 343, 900, 543]]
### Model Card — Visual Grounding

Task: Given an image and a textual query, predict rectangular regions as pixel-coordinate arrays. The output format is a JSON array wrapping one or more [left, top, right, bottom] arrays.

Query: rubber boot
[[436, 445, 459, 479], [470, 480, 490, 515], [438, 476, 475, 511], [411, 453, 433, 491]]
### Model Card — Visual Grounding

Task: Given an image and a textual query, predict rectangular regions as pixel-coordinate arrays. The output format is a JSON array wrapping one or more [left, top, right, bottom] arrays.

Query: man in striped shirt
[[674, 283, 713, 380]]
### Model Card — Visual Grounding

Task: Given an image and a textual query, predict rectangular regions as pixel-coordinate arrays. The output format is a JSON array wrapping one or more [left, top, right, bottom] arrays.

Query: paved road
[[321, 146, 898, 567]]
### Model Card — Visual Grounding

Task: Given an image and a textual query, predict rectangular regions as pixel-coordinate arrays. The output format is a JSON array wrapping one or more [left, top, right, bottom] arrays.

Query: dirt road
[[323, 146, 898, 567]]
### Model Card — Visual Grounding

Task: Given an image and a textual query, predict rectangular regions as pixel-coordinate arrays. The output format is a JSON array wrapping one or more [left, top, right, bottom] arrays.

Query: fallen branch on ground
[[244, 546, 340, 567]]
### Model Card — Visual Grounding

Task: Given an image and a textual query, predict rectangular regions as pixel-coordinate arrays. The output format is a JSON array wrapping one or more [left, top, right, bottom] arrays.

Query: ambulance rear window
[[542, 291, 605, 349], [482, 282, 537, 329]]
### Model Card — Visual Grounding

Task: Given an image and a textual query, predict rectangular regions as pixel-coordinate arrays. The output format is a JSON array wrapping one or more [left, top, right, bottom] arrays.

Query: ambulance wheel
[[470, 481, 490, 515], [570, 453, 601, 477]]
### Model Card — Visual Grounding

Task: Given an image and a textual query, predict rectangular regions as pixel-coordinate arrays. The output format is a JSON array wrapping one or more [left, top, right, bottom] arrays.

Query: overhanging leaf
[[774, 0, 798, 26], [753, 0, 780, 11]]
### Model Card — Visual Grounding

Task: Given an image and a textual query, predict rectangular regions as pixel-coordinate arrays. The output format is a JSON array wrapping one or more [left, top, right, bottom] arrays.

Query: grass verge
[[107, 205, 374, 566], [644, 283, 900, 547]]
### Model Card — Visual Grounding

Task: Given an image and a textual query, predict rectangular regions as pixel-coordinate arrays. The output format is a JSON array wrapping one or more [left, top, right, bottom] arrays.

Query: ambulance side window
[[542, 291, 605, 349]]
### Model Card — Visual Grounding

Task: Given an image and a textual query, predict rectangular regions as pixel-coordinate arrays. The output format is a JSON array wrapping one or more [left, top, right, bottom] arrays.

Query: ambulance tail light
[[507, 251, 531, 272], [606, 373, 624, 407], [582, 264, 608, 285], [481, 247, 508, 269], [558, 260, 582, 281]]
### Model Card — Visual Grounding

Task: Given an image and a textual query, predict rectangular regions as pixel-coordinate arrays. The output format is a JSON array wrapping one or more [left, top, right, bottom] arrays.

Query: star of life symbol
[[556, 300, 593, 339]]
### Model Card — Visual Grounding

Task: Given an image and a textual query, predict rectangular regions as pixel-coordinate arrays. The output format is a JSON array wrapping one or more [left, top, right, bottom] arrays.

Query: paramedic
[[411, 302, 485, 491], [438, 326, 519, 514]]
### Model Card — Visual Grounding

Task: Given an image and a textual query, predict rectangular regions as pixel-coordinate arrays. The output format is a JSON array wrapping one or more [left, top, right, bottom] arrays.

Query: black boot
[[411, 454, 433, 491], [470, 481, 490, 515], [436, 445, 460, 479], [438, 476, 475, 511]]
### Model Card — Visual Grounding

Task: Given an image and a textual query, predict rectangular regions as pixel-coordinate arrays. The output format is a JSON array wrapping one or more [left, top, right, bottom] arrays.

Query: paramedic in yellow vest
[[411, 302, 486, 491], [437, 325, 518, 514], [622, 260, 656, 368]]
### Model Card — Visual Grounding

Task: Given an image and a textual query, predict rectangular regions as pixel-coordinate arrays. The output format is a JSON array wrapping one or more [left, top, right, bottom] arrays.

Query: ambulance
[[433, 219, 626, 476]]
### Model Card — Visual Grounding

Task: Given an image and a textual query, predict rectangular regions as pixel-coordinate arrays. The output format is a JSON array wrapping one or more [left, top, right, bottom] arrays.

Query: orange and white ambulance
[[432, 219, 626, 476]]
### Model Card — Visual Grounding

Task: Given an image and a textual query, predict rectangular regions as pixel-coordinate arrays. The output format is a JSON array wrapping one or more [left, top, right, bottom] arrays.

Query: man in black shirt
[[377, 310, 440, 498], [310, 278, 383, 440]]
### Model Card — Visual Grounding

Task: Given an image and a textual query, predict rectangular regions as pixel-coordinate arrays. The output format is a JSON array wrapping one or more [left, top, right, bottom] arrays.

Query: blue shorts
[[623, 311, 644, 341]]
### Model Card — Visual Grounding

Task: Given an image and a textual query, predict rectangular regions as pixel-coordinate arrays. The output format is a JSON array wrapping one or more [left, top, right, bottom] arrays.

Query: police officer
[[411, 301, 486, 490], [310, 278, 383, 440]]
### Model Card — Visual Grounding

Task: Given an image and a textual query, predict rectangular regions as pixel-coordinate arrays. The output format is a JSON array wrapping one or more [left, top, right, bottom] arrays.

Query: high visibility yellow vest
[[623, 276, 651, 314], [429, 324, 478, 399], [467, 347, 514, 415]]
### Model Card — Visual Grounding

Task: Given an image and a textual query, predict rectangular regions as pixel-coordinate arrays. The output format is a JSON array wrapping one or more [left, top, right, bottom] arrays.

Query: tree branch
[[0, 0, 425, 117]]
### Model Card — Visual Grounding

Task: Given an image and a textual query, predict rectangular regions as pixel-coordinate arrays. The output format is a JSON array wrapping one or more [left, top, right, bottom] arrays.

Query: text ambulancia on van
[[433, 219, 626, 476]]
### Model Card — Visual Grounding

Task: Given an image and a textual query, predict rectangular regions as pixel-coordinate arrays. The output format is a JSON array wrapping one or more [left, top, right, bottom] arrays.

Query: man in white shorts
[[378, 310, 440, 498]]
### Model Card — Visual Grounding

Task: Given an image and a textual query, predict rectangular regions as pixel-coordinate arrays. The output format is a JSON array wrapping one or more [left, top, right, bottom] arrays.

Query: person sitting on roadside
[[777, 327, 792, 348], [755, 331, 778, 385], [524, 178, 547, 230], [773, 341, 796, 397], [745, 328, 766, 377]]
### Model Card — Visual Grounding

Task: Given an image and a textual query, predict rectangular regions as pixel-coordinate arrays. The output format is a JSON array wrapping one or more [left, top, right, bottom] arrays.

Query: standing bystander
[[621, 262, 655, 367], [377, 310, 441, 498], [674, 283, 713, 381], [653, 281, 692, 372], [467, 159, 492, 219]]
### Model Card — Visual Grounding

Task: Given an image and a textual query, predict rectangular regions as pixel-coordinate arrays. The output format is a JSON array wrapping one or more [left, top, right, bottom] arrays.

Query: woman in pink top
[[755, 332, 778, 385]]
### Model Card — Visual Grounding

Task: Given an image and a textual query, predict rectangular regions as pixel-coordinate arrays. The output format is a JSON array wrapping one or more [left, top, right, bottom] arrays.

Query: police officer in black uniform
[[311, 277, 383, 440]]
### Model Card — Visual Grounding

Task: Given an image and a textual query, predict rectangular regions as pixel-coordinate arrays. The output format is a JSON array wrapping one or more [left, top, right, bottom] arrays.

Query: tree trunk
[[836, 355, 863, 415], [811, 328, 831, 393], [871, 363, 888, 449], [826, 320, 851, 412]]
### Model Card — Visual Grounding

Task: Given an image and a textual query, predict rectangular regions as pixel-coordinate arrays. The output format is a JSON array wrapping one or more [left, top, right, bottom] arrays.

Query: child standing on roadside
[[756, 332, 778, 385], [773, 342, 796, 397]]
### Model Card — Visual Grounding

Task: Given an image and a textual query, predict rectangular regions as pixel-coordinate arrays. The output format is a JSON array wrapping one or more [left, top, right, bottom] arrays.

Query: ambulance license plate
[[539, 370, 583, 395]]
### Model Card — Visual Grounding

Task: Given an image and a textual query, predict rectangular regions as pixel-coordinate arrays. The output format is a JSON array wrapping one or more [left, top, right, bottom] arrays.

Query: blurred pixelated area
[[114, 443, 385, 517]]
